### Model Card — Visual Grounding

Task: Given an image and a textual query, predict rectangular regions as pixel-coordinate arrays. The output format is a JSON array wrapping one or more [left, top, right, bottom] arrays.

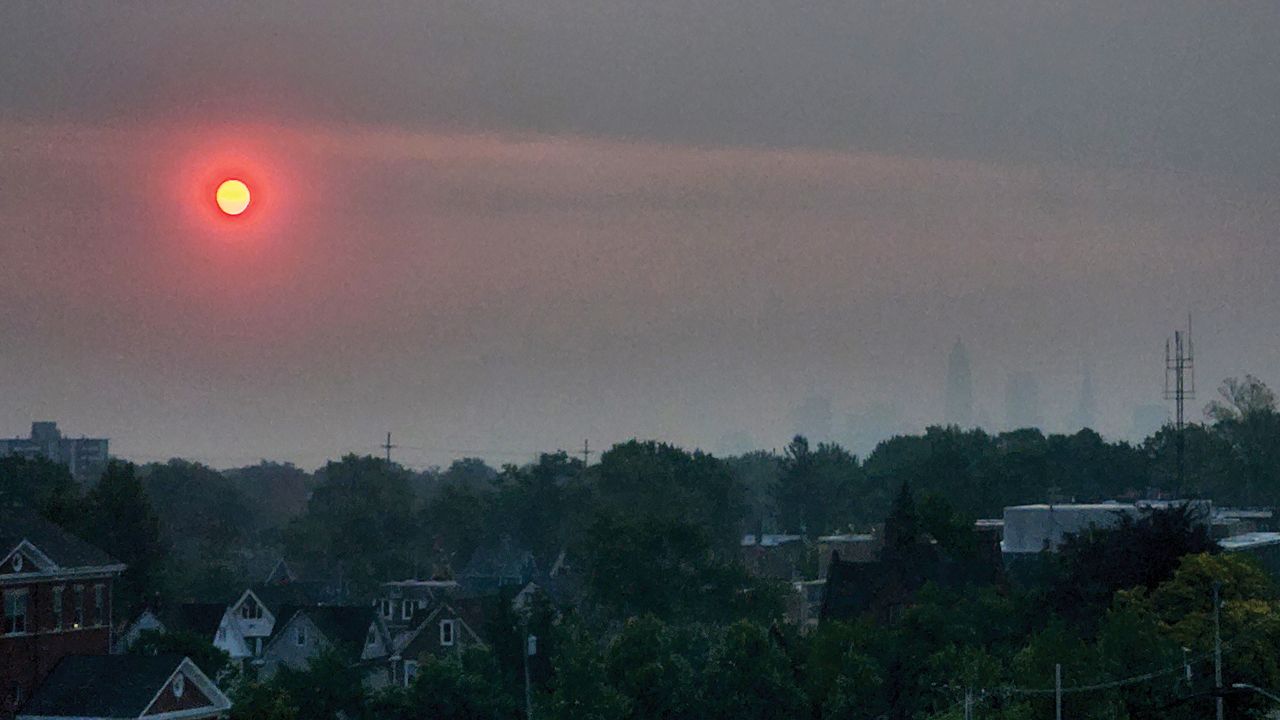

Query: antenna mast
[[1164, 316, 1195, 490]]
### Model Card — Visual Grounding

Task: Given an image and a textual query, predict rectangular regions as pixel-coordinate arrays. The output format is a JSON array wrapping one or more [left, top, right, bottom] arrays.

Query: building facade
[[0, 422, 109, 483], [0, 511, 125, 717]]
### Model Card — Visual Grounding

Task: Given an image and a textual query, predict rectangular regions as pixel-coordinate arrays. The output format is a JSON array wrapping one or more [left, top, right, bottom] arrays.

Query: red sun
[[216, 179, 251, 216]]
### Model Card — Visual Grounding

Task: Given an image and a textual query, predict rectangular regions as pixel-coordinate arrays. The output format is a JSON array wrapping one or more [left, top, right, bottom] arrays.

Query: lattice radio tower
[[1164, 316, 1195, 489]]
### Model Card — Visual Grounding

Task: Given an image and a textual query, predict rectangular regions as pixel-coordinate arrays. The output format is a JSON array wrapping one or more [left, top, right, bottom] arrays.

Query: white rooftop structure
[[1218, 532, 1280, 551], [741, 534, 805, 547], [1002, 500, 1211, 554]]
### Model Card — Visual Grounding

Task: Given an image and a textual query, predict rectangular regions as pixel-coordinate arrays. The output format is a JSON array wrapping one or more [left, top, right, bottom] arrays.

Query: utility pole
[[580, 438, 594, 481], [1055, 663, 1062, 720], [1214, 581, 1224, 720], [523, 624, 535, 720], [382, 432, 397, 464]]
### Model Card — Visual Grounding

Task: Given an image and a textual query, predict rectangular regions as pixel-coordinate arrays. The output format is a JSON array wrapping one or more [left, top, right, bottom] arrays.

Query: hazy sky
[[2, 2, 1279, 468]]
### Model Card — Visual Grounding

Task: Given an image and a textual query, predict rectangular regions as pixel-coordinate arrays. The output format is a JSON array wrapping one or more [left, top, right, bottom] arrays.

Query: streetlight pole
[[1233, 683, 1280, 705], [1055, 663, 1062, 720], [1214, 581, 1224, 720]]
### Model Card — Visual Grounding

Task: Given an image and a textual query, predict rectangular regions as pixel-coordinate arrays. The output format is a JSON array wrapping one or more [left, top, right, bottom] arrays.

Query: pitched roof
[[18, 654, 226, 718], [167, 603, 227, 638], [305, 606, 379, 650], [460, 537, 536, 580], [237, 582, 334, 615], [0, 509, 120, 570]]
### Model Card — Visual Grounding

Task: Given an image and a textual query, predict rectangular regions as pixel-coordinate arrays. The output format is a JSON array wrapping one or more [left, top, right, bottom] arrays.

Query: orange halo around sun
[[215, 179, 251, 216]]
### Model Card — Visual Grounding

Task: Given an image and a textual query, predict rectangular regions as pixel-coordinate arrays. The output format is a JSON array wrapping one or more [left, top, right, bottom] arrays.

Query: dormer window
[[241, 596, 263, 620], [401, 600, 413, 620], [295, 625, 307, 646], [439, 619, 455, 646], [378, 599, 392, 619]]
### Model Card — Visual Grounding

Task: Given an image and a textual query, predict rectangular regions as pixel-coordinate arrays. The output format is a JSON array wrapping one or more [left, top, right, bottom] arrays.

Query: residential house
[[224, 583, 333, 661], [1, 509, 125, 717], [258, 606, 393, 687], [118, 603, 250, 664], [389, 600, 486, 688], [815, 533, 881, 578], [17, 654, 230, 720], [821, 504, 1002, 624], [374, 580, 461, 634], [458, 538, 537, 595], [740, 534, 809, 581]]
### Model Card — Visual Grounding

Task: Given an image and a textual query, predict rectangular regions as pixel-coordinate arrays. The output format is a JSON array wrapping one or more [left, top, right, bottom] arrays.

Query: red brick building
[[1, 510, 125, 717]]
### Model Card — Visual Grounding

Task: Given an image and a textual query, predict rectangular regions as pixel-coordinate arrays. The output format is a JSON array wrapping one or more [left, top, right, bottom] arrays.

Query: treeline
[[2, 375, 1277, 618], [233, 512, 1280, 720]]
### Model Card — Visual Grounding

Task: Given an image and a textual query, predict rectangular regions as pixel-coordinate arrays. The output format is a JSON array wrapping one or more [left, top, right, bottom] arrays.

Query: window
[[366, 628, 377, 647], [295, 624, 307, 646], [73, 586, 84, 628], [51, 586, 63, 630], [403, 660, 419, 687], [401, 599, 413, 620], [93, 585, 104, 626], [4, 591, 28, 635], [439, 619, 455, 646], [240, 596, 262, 620], [217, 627, 226, 642], [378, 599, 392, 619]]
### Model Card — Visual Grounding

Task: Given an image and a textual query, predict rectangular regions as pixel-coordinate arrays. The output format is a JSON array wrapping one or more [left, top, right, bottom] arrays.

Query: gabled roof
[[0, 509, 121, 571], [168, 603, 228, 638], [252, 581, 337, 610], [307, 606, 380, 650], [18, 654, 230, 719], [395, 600, 486, 656], [460, 537, 537, 581], [267, 605, 383, 663]]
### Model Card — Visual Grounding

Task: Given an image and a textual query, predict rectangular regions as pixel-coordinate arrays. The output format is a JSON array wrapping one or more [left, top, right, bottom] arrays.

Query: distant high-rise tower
[[1071, 364, 1096, 430], [1005, 372, 1042, 430], [944, 339, 973, 427]]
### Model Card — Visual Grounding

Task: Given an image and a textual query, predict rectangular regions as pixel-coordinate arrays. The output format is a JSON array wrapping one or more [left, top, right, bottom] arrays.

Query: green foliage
[[542, 619, 630, 720], [0, 454, 81, 525], [224, 461, 311, 530], [605, 616, 700, 720], [593, 440, 746, 553], [130, 628, 232, 680], [702, 620, 805, 720], [140, 459, 255, 597], [283, 454, 418, 593], [270, 647, 368, 720], [369, 648, 518, 720], [79, 459, 167, 618], [231, 683, 299, 720], [1051, 503, 1219, 626], [773, 436, 862, 535]]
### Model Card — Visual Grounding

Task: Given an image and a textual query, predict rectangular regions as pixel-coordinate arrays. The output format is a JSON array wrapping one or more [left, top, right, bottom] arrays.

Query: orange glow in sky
[[216, 179, 251, 215]]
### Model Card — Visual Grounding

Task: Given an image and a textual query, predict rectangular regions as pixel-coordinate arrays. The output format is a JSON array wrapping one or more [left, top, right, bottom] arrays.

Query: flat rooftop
[[1219, 532, 1280, 551]]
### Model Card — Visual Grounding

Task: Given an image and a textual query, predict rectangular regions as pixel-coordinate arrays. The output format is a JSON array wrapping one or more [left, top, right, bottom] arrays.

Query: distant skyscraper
[[1071, 364, 1096, 430], [1005, 372, 1042, 430], [944, 339, 973, 427]]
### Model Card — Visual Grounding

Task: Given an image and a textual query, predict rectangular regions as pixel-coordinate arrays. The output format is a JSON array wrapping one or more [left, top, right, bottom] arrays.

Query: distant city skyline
[[4, 4, 1279, 469]]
